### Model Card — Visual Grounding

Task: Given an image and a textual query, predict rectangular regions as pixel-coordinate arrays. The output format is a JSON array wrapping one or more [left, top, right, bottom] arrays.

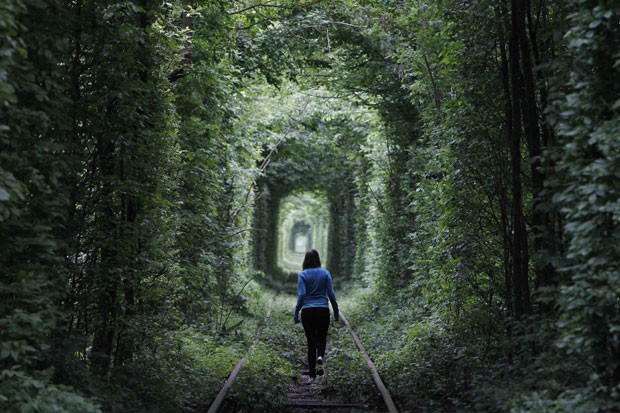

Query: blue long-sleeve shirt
[[294, 268, 339, 321]]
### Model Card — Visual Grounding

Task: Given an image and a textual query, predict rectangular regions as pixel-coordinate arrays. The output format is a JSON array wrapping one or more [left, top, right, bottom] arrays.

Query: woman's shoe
[[317, 356, 324, 365], [303, 377, 315, 385]]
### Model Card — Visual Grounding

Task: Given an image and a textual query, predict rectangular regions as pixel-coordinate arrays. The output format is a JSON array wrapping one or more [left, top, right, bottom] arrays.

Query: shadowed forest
[[1, 1, 619, 412]]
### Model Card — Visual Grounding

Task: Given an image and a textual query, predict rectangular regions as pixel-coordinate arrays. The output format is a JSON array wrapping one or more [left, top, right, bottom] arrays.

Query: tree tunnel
[[249, 93, 370, 288], [253, 164, 359, 288], [276, 191, 330, 274]]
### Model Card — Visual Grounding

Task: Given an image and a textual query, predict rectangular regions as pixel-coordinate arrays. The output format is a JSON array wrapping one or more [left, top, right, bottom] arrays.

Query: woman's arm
[[294, 272, 306, 323], [326, 272, 339, 321]]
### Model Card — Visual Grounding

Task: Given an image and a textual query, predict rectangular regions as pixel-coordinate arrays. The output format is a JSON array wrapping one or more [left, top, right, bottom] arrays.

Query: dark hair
[[302, 249, 321, 270]]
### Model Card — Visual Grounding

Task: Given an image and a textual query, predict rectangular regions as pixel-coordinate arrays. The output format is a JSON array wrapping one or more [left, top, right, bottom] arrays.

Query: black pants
[[301, 307, 330, 378]]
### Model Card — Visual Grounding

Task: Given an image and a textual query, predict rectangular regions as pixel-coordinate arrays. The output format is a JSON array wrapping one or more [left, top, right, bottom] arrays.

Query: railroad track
[[207, 298, 397, 412], [207, 305, 273, 413]]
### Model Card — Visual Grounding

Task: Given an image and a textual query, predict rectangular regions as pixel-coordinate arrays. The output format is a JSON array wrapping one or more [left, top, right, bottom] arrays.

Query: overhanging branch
[[227, 0, 323, 15]]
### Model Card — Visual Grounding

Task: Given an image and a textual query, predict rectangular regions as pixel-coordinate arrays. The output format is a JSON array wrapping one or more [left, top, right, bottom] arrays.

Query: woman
[[294, 249, 339, 385]]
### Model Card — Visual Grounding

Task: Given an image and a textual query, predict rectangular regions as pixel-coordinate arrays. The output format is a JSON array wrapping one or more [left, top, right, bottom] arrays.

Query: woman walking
[[294, 249, 339, 385]]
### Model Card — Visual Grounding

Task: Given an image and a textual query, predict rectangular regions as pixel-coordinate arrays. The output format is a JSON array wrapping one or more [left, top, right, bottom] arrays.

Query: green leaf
[[0, 187, 10, 201]]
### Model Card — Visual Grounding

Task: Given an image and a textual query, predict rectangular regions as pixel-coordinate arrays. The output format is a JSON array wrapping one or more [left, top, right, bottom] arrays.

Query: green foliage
[[130, 327, 248, 412], [545, 0, 620, 406], [0, 0, 100, 410], [224, 296, 293, 412], [0, 368, 101, 413], [343, 287, 491, 412], [1, 0, 272, 410], [225, 343, 289, 412], [246, 81, 378, 283], [323, 320, 380, 406]]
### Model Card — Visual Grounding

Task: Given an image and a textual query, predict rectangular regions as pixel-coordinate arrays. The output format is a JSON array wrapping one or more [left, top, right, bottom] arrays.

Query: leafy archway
[[247, 83, 379, 287], [276, 191, 330, 276]]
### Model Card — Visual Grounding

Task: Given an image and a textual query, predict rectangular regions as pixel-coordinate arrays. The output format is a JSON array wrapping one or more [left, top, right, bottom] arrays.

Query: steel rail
[[207, 304, 272, 413], [340, 312, 398, 413]]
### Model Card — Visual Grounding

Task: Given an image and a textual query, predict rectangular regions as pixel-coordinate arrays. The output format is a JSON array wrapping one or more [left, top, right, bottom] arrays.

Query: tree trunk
[[497, 2, 514, 318], [519, 0, 558, 306], [509, 0, 531, 318], [65, 0, 83, 339], [90, 133, 118, 376], [525, 1, 558, 311]]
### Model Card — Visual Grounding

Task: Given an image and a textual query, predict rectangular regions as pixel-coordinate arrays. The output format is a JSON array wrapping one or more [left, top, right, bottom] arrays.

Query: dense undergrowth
[[99, 285, 270, 413], [343, 283, 618, 413]]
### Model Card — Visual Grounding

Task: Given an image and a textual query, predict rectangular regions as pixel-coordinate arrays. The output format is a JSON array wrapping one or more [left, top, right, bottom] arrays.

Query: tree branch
[[227, 0, 323, 15]]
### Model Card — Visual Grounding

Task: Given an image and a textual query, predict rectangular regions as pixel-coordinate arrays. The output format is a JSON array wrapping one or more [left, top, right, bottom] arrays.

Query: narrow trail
[[207, 295, 396, 413]]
